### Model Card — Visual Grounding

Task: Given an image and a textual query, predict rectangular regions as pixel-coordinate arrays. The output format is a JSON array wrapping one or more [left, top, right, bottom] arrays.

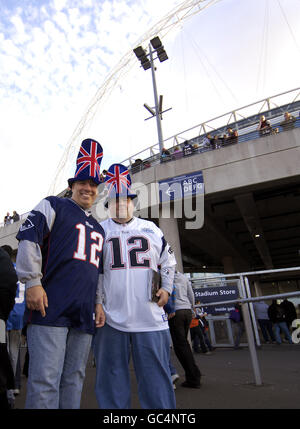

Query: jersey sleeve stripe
[[35, 198, 56, 231], [160, 236, 167, 258]]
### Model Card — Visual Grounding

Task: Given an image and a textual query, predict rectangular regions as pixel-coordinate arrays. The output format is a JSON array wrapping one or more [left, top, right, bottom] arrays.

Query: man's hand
[[95, 303, 106, 328], [156, 289, 169, 307], [26, 285, 48, 317]]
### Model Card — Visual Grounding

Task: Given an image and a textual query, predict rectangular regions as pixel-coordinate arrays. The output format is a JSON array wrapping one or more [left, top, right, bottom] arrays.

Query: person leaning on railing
[[4, 213, 12, 226], [173, 145, 183, 159], [131, 158, 143, 173], [226, 127, 238, 145], [12, 211, 20, 223], [160, 147, 171, 163], [280, 112, 296, 131], [183, 140, 193, 156], [257, 115, 272, 137]]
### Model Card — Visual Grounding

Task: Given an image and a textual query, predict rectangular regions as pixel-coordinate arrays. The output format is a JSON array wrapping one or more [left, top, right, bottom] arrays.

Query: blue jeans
[[273, 322, 293, 344], [257, 319, 275, 342], [93, 324, 176, 409], [26, 324, 92, 409]]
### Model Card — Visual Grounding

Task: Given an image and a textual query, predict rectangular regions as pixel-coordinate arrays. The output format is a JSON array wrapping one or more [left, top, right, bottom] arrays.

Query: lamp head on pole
[[150, 37, 168, 62], [133, 46, 151, 70]]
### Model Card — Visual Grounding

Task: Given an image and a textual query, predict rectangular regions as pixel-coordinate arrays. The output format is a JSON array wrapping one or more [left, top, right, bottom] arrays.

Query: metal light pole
[[133, 37, 170, 155], [149, 43, 164, 154]]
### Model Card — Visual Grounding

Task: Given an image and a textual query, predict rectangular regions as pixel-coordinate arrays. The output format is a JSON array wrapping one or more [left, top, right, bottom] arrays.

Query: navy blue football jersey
[[16, 196, 105, 334]]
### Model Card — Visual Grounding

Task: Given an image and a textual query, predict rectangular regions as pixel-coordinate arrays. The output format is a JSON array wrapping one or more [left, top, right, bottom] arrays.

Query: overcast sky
[[1, 0, 300, 219]]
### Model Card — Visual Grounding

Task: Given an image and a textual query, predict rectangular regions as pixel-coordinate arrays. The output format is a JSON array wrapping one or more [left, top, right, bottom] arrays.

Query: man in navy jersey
[[93, 164, 176, 409], [16, 138, 105, 409]]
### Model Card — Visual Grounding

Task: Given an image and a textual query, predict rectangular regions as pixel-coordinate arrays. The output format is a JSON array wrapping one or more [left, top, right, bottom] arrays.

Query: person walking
[[230, 304, 244, 349], [190, 310, 210, 354], [168, 271, 202, 388], [195, 303, 214, 353]]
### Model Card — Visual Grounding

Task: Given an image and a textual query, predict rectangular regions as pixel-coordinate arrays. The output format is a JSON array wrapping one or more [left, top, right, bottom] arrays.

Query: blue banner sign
[[194, 285, 239, 315], [159, 171, 204, 203]]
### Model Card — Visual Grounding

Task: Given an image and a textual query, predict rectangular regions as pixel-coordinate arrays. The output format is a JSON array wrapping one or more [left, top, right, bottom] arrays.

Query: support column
[[159, 210, 183, 273], [222, 255, 235, 274]]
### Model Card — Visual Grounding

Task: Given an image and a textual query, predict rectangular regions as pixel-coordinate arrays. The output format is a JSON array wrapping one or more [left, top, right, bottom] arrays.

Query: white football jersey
[[99, 217, 176, 332]]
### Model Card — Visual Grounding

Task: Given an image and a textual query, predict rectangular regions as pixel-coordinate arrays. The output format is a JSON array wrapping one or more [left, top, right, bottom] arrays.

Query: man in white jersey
[[94, 163, 176, 409]]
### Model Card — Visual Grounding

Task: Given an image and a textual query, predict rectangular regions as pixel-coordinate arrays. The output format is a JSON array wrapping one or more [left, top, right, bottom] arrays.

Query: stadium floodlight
[[133, 46, 146, 58], [141, 58, 151, 70], [150, 36, 168, 62], [156, 47, 168, 62], [133, 37, 170, 153], [133, 46, 151, 70], [150, 36, 162, 49]]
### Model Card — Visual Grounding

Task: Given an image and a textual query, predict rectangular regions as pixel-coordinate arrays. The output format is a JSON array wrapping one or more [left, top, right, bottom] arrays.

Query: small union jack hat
[[104, 163, 137, 207], [68, 138, 103, 187]]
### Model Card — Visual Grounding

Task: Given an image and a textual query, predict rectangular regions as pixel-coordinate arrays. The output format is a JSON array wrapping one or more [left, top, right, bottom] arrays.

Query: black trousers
[[169, 309, 201, 386], [190, 325, 208, 353]]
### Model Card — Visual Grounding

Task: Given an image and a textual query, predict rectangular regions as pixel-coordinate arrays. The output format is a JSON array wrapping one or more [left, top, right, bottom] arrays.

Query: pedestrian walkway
[[14, 343, 300, 409]]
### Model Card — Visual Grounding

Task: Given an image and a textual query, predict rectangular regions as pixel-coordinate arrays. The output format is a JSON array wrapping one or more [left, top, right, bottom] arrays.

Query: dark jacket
[[280, 300, 297, 325], [0, 247, 18, 395], [268, 303, 286, 323], [0, 248, 18, 321]]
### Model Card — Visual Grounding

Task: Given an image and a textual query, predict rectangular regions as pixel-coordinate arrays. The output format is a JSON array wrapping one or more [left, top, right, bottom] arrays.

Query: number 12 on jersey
[[73, 223, 103, 268], [108, 236, 150, 269]]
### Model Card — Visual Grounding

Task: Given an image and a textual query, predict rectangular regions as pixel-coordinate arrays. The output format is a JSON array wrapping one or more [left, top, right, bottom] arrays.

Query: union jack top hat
[[68, 138, 103, 187], [104, 163, 137, 208]]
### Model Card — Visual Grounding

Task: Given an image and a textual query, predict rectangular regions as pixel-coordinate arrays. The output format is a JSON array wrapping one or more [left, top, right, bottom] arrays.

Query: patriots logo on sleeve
[[19, 217, 34, 232], [161, 267, 170, 276]]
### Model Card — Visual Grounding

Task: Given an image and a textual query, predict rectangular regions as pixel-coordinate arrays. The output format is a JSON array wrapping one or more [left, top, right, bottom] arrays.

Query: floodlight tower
[[133, 37, 169, 154]]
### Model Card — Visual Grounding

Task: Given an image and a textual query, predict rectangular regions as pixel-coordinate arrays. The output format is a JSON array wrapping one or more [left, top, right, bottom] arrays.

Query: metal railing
[[128, 113, 300, 174], [122, 87, 300, 169], [191, 266, 300, 386]]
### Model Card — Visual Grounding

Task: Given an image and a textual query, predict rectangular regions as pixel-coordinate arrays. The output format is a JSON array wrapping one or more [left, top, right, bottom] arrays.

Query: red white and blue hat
[[104, 163, 137, 207], [68, 138, 103, 187]]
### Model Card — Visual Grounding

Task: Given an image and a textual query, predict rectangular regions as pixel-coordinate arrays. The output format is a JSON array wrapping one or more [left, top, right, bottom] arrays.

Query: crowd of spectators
[[128, 109, 299, 174], [3, 211, 20, 226], [254, 298, 297, 345], [158, 126, 240, 163]]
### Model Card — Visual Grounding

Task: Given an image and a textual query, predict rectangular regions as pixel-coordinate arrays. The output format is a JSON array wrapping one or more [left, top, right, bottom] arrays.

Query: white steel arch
[[48, 0, 221, 195]]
